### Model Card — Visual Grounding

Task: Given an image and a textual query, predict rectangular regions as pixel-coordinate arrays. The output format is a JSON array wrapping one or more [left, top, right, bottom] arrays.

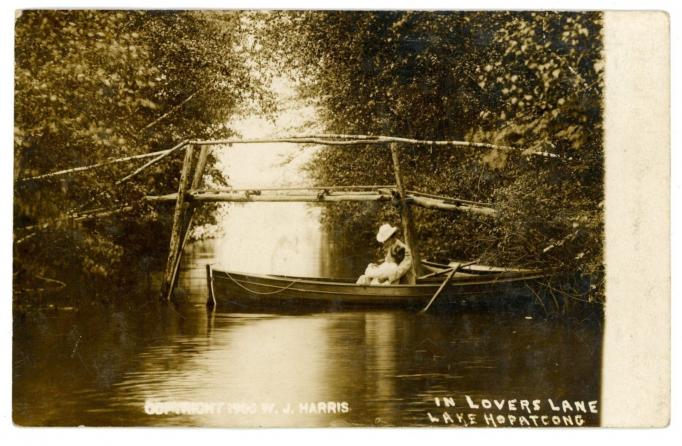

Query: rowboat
[[205, 262, 552, 312]]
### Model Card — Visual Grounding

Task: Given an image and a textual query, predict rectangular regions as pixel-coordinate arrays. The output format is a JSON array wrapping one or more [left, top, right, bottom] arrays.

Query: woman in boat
[[359, 249, 401, 285], [356, 223, 412, 285]]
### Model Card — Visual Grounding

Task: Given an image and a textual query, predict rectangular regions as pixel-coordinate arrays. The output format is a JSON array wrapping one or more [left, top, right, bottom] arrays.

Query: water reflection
[[13, 304, 602, 426], [13, 137, 603, 428], [13, 81, 602, 427]]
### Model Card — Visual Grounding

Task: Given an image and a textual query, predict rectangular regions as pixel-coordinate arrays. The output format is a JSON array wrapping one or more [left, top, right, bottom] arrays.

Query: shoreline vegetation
[[14, 11, 604, 312], [14, 11, 271, 299], [257, 11, 605, 308]]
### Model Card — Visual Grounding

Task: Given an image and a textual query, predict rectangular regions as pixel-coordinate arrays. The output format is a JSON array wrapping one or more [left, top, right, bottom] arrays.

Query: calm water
[[12, 233, 603, 427], [13, 97, 602, 427]]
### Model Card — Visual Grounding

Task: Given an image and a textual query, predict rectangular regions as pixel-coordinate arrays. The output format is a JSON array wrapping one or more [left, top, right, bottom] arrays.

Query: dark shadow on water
[[13, 236, 603, 427], [14, 295, 602, 427]]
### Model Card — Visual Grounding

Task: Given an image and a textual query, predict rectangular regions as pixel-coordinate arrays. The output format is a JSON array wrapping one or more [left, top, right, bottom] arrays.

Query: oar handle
[[418, 268, 457, 314], [418, 258, 480, 314]]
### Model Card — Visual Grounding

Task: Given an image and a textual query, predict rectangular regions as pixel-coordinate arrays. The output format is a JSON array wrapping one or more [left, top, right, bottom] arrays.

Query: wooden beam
[[190, 134, 555, 157], [190, 135, 521, 153], [18, 148, 179, 182], [201, 184, 396, 192], [406, 195, 497, 217], [18, 132, 556, 184], [390, 143, 421, 284], [146, 191, 393, 204], [161, 144, 195, 301], [143, 189, 497, 216], [191, 147, 211, 191], [169, 145, 211, 294], [407, 190, 494, 207], [115, 140, 188, 185], [206, 264, 216, 309]]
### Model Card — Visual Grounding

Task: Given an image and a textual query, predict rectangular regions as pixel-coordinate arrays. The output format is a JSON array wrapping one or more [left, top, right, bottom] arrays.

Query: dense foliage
[[14, 11, 605, 304], [14, 11, 268, 296], [260, 11, 604, 299]]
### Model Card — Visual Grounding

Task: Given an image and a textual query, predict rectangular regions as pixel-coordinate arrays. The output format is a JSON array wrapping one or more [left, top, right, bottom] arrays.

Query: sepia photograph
[[10, 8, 669, 429]]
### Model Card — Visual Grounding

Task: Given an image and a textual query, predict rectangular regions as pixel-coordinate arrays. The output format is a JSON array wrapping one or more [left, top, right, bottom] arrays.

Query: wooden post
[[206, 264, 216, 309], [161, 144, 195, 301], [389, 143, 421, 284], [191, 145, 211, 190], [168, 145, 210, 293]]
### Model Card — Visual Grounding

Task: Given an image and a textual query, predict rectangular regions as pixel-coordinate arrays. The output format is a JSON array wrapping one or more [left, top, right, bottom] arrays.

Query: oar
[[418, 259, 480, 314], [418, 268, 451, 280]]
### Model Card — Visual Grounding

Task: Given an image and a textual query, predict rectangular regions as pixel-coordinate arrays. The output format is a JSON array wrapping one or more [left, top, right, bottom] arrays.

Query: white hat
[[376, 223, 398, 243]]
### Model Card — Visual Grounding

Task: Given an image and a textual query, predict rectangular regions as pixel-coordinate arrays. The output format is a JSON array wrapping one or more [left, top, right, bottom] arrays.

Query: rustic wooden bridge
[[17, 134, 556, 302]]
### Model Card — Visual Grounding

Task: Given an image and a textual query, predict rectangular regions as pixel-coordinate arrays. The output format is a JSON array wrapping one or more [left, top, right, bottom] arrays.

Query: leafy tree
[[259, 11, 604, 300], [14, 10, 269, 296]]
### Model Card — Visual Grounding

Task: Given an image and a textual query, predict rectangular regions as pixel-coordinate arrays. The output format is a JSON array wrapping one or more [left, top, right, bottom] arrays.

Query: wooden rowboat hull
[[206, 266, 551, 312]]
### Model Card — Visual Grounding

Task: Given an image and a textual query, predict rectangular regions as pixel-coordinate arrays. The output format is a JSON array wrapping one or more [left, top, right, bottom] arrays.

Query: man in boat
[[356, 223, 412, 285]]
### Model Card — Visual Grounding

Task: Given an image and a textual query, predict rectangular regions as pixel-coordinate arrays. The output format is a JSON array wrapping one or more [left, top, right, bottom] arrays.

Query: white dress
[[362, 261, 399, 285], [355, 239, 413, 286]]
